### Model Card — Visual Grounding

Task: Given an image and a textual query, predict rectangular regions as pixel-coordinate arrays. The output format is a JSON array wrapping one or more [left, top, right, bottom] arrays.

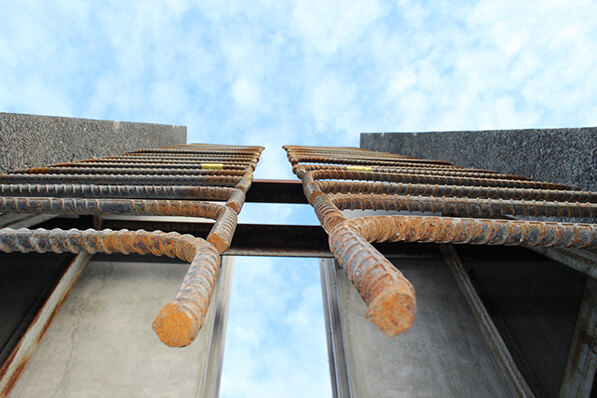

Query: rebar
[[0, 143, 264, 347], [0, 227, 218, 347], [284, 144, 597, 338]]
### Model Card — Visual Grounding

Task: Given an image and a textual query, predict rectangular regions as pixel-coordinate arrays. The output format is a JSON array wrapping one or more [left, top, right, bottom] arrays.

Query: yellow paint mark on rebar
[[347, 165, 373, 172], [201, 163, 224, 170]]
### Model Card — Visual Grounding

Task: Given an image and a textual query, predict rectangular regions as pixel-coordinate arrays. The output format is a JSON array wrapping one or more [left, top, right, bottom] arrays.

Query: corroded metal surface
[[0, 143, 264, 348], [284, 145, 597, 338], [0, 227, 218, 347], [0, 183, 236, 200], [328, 193, 596, 218]]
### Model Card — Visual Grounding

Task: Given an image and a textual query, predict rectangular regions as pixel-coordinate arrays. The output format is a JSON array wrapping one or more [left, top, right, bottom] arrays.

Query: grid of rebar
[[284, 145, 597, 338], [0, 143, 264, 347]]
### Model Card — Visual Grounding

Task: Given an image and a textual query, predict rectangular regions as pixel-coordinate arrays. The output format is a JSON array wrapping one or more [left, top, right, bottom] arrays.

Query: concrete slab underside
[[10, 257, 231, 397], [329, 257, 512, 397]]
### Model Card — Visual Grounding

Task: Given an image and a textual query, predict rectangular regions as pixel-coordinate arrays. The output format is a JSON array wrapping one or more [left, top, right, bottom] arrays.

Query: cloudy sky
[[1, 0, 596, 396]]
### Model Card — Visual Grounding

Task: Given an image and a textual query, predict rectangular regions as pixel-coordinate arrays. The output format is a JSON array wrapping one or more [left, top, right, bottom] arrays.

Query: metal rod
[[313, 181, 597, 203], [0, 227, 220, 348], [284, 144, 597, 340], [328, 193, 596, 219]]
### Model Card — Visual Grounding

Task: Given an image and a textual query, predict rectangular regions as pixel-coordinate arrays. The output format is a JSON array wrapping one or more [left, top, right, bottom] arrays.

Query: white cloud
[[232, 77, 261, 106], [292, 0, 385, 55]]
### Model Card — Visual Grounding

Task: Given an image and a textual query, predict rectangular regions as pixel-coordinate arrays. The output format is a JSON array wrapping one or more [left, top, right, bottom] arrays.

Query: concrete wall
[[321, 257, 513, 397], [0, 113, 186, 173], [9, 256, 233, 398], [361, 128, 596, 191]]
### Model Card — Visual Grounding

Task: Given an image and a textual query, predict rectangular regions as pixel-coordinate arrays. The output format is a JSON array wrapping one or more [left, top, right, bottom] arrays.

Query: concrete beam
[[361, 128, 596, 191], [0, 113, 186, 173]]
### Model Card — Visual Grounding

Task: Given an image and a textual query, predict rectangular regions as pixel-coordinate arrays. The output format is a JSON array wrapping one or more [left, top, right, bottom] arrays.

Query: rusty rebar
[[300, 169, 573, 190], [0, 227, 219, 347], [344, 215, 596, 248], [0, 174, 242, 187], [312, 181, 597, 203], [295, 164, 527, 180], [0, 184, 237, 201], [0, 143, 263, 349], [284, 144, 597, 339], [328, 222, 415, 337], [328, 193, 597, 219], [52, 162, 253, 170], [17, 167, 247, 176]]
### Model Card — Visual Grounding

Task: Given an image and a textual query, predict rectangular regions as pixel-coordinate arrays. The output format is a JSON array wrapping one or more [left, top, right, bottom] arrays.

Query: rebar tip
[[152, 302, 198, 347], [365, 287, 416, 337]]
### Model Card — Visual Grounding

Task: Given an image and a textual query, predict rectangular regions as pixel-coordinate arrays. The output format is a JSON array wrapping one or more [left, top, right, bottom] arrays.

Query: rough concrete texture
[[331, 257, 512, 397], [10, 257, 232, 398], [0, 113, 186, 173], [361, 128, 596, 191]]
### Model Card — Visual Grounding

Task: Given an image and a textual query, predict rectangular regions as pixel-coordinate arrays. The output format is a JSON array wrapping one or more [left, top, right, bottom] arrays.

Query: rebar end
[[365, 287, 416, 337], [152, 302, 198, 347]]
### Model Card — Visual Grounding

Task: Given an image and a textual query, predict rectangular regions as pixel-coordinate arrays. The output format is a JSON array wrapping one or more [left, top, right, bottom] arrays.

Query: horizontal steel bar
[[314, 181, 597, 203], [346, 215, 597, 248], [328, 193, 597, 218], [15, 167, 247, 176], [0, 227, 220, 348], [0, 174, 241, 187], [0, 184, 236, 200], [304, 169, 574, 190]]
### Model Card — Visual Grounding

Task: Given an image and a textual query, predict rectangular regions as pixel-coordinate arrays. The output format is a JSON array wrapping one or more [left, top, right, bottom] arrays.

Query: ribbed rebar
[[0, 197, 226, 220], [345, 215, 597, 248], [0, 143, 264, 349], [0, 184, 235, 200], [313, 181, 597, 203], [328, 193, 597, 218], [0, 174, 241, 187], [328, 222, 415, 337], [302, 169, 573, 190], [295, 164, 526, 180], [284, 144, 596, 339], [0, 227, 219, 347], [17, 167, 246, 176]]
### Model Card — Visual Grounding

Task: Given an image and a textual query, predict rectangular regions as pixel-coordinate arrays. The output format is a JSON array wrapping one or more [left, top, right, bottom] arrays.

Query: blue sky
[[1, 1, 596, 396]]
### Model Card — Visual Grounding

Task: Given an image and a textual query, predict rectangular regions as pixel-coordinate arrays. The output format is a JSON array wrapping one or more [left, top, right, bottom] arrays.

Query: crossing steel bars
[[284, 145, 597, 338], [0, 144, 263, 347]]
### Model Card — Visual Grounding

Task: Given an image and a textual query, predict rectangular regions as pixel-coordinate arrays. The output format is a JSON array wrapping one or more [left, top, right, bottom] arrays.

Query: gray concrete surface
[[322, 257, 512, 398], [9, 256, 233, 398], [361, 128, 597, 191], [0, 113, 186, 173]]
